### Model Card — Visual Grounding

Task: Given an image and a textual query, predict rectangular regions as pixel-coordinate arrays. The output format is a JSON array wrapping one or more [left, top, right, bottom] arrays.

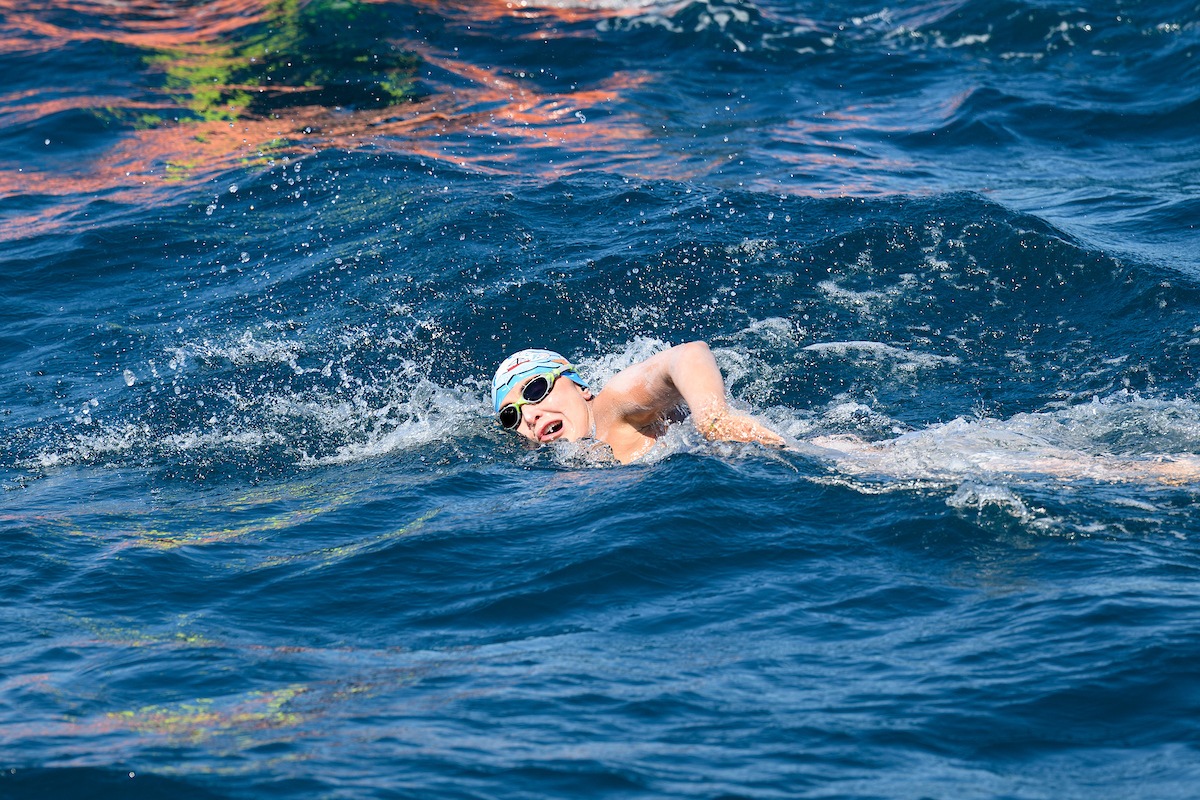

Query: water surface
[[3, 1, 1200, 798]]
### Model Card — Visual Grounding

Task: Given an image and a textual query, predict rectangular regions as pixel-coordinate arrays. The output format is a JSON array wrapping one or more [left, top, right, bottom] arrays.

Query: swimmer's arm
[[610, 341, 785, 446], [669, 342, 785, 445]]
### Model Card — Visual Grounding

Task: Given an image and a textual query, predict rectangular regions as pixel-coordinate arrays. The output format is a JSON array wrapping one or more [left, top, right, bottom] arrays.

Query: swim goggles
[[497, 365, 576, 430]]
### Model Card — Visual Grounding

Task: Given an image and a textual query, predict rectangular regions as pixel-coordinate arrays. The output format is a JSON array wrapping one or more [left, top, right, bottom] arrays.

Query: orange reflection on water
[[402, 0, 656, 27], [1, 0, 421, 238], [3, 53, 668, 237], [418, 54, 651, 147], [0, 0, 853, 239], [757, 113, 923, 196], [395, 69, 716, 182], [0, 104, 411, 241], [0, 0, 272, 54]]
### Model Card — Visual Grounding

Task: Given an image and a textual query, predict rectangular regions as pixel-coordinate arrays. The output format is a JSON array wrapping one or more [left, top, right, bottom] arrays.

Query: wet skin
[[499, 342, 785, 464]]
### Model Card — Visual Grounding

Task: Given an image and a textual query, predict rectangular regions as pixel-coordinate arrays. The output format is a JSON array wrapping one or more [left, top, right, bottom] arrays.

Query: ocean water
[[3, 1, 1200, 798]]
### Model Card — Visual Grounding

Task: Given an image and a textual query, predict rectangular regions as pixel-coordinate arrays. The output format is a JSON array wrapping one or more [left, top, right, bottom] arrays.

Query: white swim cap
[[492, 348, 589, 412]]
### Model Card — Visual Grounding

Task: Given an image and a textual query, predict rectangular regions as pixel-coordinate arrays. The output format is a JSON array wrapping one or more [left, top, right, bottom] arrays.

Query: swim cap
[[492, 348, 589, 412]]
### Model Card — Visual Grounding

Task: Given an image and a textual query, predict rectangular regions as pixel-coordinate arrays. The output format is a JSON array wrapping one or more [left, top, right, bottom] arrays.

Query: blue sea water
[[2, 1, 1200, 798]]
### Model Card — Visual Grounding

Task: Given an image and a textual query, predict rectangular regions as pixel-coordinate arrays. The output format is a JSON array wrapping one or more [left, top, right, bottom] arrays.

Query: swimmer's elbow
[[669, 340, 715, 370], [677, 340, 712, 356]]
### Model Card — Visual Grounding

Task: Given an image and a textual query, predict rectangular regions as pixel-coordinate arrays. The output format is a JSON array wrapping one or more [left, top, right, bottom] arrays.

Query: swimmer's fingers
[[702, 412, 786, 447]]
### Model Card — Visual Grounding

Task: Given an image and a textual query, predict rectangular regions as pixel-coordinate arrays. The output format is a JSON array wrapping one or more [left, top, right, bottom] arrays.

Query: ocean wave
[[5, 164, 1198, 483], [6, 4, 1200, 798]]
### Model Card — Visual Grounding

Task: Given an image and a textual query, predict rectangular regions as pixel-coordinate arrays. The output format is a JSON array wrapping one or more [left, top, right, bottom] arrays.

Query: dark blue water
[[3, 1, 1200, 798]]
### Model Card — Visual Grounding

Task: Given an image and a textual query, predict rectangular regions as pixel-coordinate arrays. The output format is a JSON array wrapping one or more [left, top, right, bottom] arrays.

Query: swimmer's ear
[[581, 387, 593, 400]]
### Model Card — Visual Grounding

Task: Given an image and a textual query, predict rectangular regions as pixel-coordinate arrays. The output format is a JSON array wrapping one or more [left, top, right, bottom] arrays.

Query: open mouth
[[539, 420, 563, 441]]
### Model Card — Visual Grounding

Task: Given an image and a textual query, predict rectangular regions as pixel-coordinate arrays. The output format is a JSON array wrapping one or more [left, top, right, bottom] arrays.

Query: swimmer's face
[[499, 371, 593, 444]]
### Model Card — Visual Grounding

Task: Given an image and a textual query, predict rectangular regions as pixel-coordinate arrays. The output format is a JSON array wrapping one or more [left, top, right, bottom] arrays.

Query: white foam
[[803, 340, 960, 371], [167, 330, 310, 370], [946, 482, 1039, 522], [308, 385, 482, 466], [162, 428, 285, 453], [816, 276, 914, 314], [578, 336, 673, 385], [805, 394, 1200, 488], [732, 316, 801, 349], [27, 342, 489, 471]]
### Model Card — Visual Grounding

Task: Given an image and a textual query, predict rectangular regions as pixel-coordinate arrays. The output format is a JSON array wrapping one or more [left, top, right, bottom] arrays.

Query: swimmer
[[492, 341, 784, 463], [492, 343, 1200, 484]]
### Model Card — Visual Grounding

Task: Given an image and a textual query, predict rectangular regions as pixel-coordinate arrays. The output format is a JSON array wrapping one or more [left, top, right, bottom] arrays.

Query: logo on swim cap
[[492, 348, 589, 412]]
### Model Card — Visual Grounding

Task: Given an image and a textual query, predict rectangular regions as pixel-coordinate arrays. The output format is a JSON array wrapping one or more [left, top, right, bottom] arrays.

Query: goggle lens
[[522, 375, 551, 403], [499, 405, 520, 429]]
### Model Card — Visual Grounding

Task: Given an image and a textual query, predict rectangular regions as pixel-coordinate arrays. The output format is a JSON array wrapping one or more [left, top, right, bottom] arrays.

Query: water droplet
[[123, 369, 137, 386]]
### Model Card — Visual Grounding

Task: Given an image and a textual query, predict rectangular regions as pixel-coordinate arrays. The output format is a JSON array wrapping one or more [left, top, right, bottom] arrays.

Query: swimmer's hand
[[700, 411, 786, 448]]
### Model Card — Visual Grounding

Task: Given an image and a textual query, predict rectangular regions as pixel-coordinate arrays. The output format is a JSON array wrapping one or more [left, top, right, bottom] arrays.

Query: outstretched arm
[[666, 342, 785, 446], [604, 341, 785, 447]]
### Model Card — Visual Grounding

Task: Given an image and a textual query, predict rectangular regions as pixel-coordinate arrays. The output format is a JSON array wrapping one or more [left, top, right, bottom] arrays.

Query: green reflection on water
[[142, 0, 420, 125]]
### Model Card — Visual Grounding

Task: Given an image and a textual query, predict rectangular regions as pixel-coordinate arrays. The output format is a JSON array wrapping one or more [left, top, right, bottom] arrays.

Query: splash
[[807, 395, 1200, 488]]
